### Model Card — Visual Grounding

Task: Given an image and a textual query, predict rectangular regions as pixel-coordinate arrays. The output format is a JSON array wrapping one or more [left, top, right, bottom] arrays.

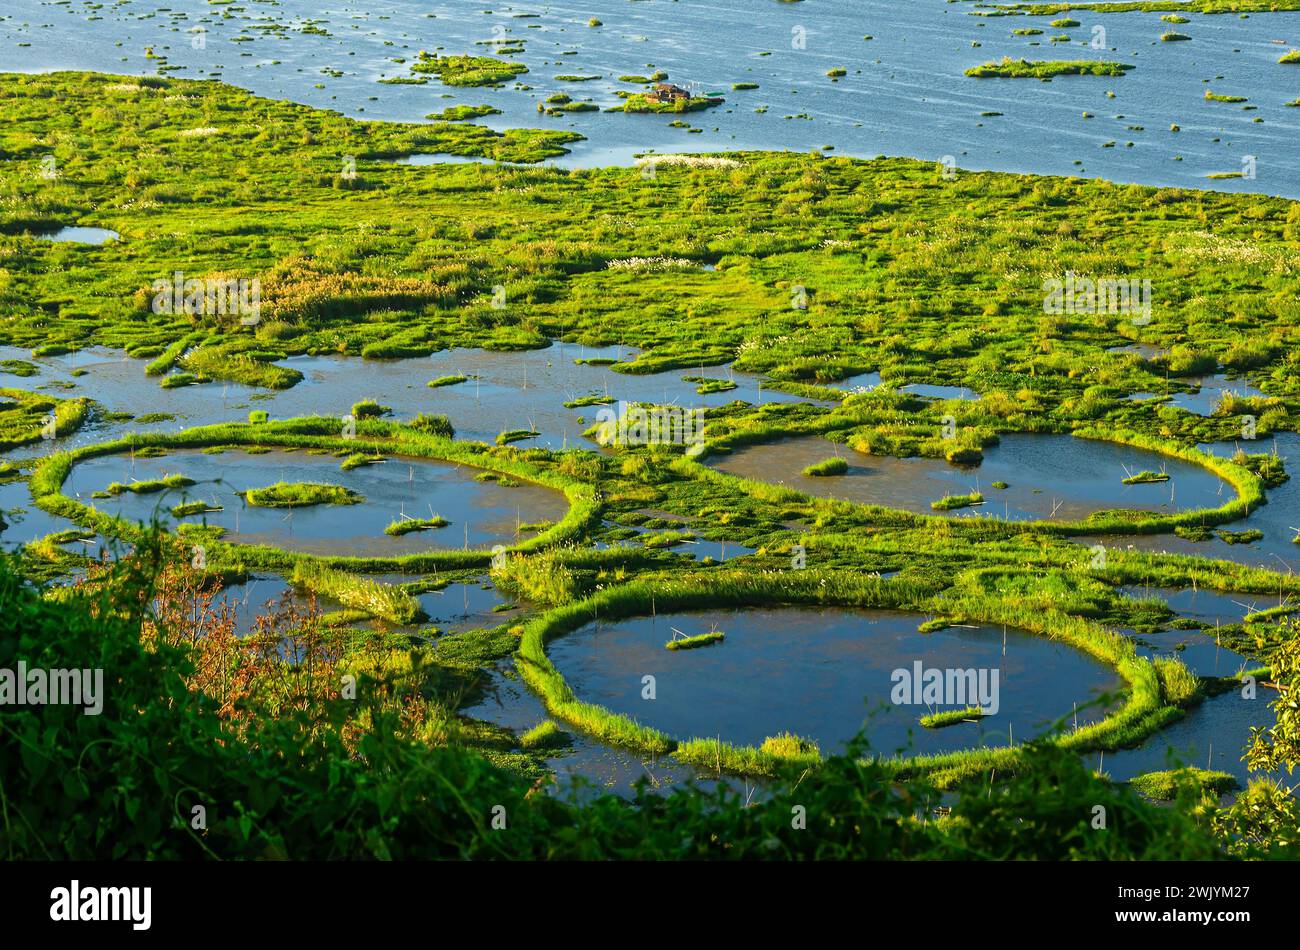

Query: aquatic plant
[[243, 481, 363, 508], [965, 58, 1134, 78]]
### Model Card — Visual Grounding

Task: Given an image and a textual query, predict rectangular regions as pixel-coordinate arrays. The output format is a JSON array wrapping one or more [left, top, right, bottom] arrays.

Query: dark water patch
[[1101, 689, 1277, 787], [548, 606, 1117, 758], [62, 448, 568, 556], [711, 433, 1230, 522], [0, 342, 820, 458]]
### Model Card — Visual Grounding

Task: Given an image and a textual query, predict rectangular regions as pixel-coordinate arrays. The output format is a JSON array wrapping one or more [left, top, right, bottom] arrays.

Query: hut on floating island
[[644, 82, 692, 104]]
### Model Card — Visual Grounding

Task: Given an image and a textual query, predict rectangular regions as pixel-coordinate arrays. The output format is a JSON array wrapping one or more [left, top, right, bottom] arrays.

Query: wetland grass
[[802, 457, 849, 477], [385, 515, 450, 536], [243, 481, 363, 508], [965, 58, 1134, 78], [664, 628, 726, 650], [920, 706, 986, 729]]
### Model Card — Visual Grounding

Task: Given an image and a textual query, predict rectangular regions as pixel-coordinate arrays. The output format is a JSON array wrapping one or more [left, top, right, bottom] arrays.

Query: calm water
[[62, 447, 568, 555], [548, 606, 1117, 757], [710, 432, 1232, 522], [0, 342, 815, 459], [36, 226, 119, 244], [2, 0, 1298, 195], [1080, 432, 1300, 573]]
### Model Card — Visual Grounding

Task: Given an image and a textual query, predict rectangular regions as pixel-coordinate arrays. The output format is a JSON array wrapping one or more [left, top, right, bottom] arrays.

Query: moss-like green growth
[[615, 93, 723, 113], [243, 481, 363, 508], [411, 52, 528, 87], [497, 428, 540, 445], [920, 706, 986, 728], [966, 58, 1134, 78], [931, 491, 984, 511], [427, 374, 468, 388], [1121, 470, 1169, 484], [1279, 49, 1300, 64], [170, 500, 223, 518], [291, 561, 424, 624], [520, 719, 570, 750], [1129, 768, 1238, 801], [665, 629, 726, 650], [425, 104, 502, 122], [918, 617, 962, 633], [384, 516, 449, 536], [106, 473, 195, 496], [340, 453, 385, 471], [0, 359, 38, 377], [802, 457, 849, 477], [1216, 528, 1263, 545]]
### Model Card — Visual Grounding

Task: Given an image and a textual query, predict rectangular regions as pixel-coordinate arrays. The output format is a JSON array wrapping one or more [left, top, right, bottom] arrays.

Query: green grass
[[5, 69, 1300, 821], [427, 374, 469, 388], [291, 561, 424, 624], [340, 453, 384, 471], [519, 720, 569, 750], [966, 58, 1134, 78], [243, 481, 363, 508], [170, 500, 223, 517], [920, 706, 986, 729], [425, 105, 502, 121], [931, 491, 984, 511], [615, 93, 723, 114], [665, 629, 726, 650], [1129, 768, 1238, 801], [497, 428, 540, 445], [410, 52, 528, 87], [1216, 528, 1263, 545], [802, 456, 849, 477], [105, 473, 195, 495], [1121, 470, 1169, 484], [384, 515, 449, 536]]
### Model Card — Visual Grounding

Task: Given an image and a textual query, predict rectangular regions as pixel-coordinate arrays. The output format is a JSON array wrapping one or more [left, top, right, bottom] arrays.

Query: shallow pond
[[1080, 431, 1300, 573], [462, 659, 717, 798], [62, 448, 569, 556], [1125, 372, 1271, 416], [710, 433, 1231, 522], [547, 606, 1117, 758], [0, 341, 818, 459], [1102, 688, 1277, 787], [36, 226, 120, 245]]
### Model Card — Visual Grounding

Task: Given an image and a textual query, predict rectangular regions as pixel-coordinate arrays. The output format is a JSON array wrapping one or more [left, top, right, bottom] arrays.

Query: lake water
[[3, 0, 1297, 196], [0, 342, 817, 459], [62, 447, 569, 555], [709, 432, 1232, 522], [548, 606, 1117, 758]]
